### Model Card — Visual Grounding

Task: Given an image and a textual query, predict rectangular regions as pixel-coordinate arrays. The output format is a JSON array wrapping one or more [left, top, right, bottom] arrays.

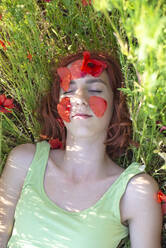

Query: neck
[[60, 131, 111, 183]]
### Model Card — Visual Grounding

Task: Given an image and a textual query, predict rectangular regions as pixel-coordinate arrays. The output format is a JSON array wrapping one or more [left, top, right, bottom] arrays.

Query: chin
[[67, 126, 107, 139], [69, 128, 95, 138], [65, 117, 109, 138]]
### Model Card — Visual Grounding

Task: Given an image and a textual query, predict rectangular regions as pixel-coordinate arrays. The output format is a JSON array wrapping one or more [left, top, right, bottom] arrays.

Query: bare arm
[[124, 173, 163, 248], [0, 143, 35, 247]]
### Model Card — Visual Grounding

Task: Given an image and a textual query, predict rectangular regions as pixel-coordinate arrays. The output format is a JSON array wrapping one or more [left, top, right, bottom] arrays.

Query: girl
[[0, 51, 162, 248]]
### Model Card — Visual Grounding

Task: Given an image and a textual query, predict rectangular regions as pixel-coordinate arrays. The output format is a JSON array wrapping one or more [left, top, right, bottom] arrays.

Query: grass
[[0, 0, 166, 246]]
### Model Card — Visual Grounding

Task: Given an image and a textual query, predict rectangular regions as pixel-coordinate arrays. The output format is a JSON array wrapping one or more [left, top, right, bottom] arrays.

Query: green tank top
[[7, 141, 145, 248]]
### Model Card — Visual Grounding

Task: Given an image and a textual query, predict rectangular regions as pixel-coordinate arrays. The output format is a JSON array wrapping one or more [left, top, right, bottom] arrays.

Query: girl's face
[[58, 62, 114, 138]]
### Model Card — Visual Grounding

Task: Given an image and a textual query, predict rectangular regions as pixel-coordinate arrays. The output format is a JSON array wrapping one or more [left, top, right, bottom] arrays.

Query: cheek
[[89, 96, 107, 117], [57, 97, 71, 122]]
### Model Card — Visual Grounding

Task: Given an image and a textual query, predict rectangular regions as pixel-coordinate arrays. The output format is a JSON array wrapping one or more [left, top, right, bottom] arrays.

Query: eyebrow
[[70, 78, 107, 86]]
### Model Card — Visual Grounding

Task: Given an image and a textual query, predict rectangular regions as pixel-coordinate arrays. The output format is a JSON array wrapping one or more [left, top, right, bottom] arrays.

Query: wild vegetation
[[0, 0, 165, 246]]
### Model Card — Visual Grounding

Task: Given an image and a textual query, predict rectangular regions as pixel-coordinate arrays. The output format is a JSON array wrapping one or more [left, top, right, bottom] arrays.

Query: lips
[[72, 113, 92, 118]]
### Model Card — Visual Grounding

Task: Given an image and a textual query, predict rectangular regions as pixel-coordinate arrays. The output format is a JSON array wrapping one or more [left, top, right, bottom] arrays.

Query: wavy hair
[[37, 51, 135, 159]]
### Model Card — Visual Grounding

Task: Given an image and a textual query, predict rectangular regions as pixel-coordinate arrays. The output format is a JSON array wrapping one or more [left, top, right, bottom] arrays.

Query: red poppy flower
[[82, 0, 91, 6], [0, 14, 2, 20], [0, 40, 6, 51], [49, 138, 62, 149], [0, 94, 15, 113], [157, 190, 166, 203], [157, 190, 166, 215], [57, 97, 71, 122], [44, 0, 51, 2], [89, 96, 107, 117], [57, 67, 71, 92], [81, 51, 107, 77], [27, 51, 32, 61]]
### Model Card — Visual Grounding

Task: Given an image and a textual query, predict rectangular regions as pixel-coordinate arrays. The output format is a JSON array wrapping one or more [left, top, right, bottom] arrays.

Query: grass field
[[0, 0, 166, 246]]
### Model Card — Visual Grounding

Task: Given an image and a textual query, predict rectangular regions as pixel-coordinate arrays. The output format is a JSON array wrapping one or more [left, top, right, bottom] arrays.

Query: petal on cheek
[[57, 97, 71, 122], [89, 96, 107, 117]]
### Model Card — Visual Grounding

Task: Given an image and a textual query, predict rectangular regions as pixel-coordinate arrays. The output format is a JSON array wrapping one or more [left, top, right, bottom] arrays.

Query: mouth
[[72, 113, 92, 119]]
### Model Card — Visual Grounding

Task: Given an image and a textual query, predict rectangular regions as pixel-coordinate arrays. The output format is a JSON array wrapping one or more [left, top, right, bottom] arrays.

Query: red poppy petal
[[81, 0, 91, 6], [49, 138, 62, 149], [157, 190, 166, 203], [83, 51, 90, 60], [57, 67, 71, 91], [81, 51, 90, 71], [0, 107, 11, 113], [3, 98, 14, 108], [81, 52, 107, 77], [91, 59, 107, 76], [157, 191, 162, 203], [0, 40, 6, 50], [70, 60, 84, 79], [0, 94, 6, 105], [57, 97, 71, 122], [81, 0, 88, 6], [89, 96, 107, 117]]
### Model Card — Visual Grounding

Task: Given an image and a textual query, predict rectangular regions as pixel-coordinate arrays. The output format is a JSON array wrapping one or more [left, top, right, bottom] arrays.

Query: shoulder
[[5, 143, 36, 175], [122, 173, 163, 247], [123, 172, 161, 220], [128, 172, 159, 192], [10, 142, 36, 154], [123, 173, 163, 247], [9, 143, 36, 165], [1, 143, 37, 196]]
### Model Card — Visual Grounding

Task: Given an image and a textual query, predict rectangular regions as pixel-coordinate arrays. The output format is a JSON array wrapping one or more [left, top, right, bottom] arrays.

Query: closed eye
[[63, 90, 103, 94], [63, 90, 74, 94], [88, 90, 103, 93]]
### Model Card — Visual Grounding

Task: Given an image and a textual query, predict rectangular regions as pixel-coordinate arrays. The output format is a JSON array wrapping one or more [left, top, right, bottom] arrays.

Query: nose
[[74, 88, 89, 106]]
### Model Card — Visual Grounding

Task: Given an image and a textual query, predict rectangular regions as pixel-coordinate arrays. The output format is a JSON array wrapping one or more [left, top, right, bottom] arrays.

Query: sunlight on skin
[[0, 154, 33, 246], [129, 175, 160, 204], [0, 190, 15, 237], [66, 145, 81, 152], [0, 196, 13, 206], [44, 173, 123, 213]]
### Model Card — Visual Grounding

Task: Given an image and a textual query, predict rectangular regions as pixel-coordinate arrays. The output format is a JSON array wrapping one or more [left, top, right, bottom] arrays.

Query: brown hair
[[37, 51, 134, 159]]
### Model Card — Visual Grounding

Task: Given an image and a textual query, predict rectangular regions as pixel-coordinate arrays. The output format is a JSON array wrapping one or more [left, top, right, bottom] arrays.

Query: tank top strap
[[105, 162, 146, 223], [22, 140, 50, 190]]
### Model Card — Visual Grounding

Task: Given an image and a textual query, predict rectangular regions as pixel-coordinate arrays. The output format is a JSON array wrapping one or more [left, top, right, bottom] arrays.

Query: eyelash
[[89, 90, 103, 93], [63, 90, 103, 94]]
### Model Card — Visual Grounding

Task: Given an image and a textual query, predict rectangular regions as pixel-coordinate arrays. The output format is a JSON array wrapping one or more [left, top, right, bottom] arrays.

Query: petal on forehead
[[70, 60, 84, 79], [57, 67, 71, 91]]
